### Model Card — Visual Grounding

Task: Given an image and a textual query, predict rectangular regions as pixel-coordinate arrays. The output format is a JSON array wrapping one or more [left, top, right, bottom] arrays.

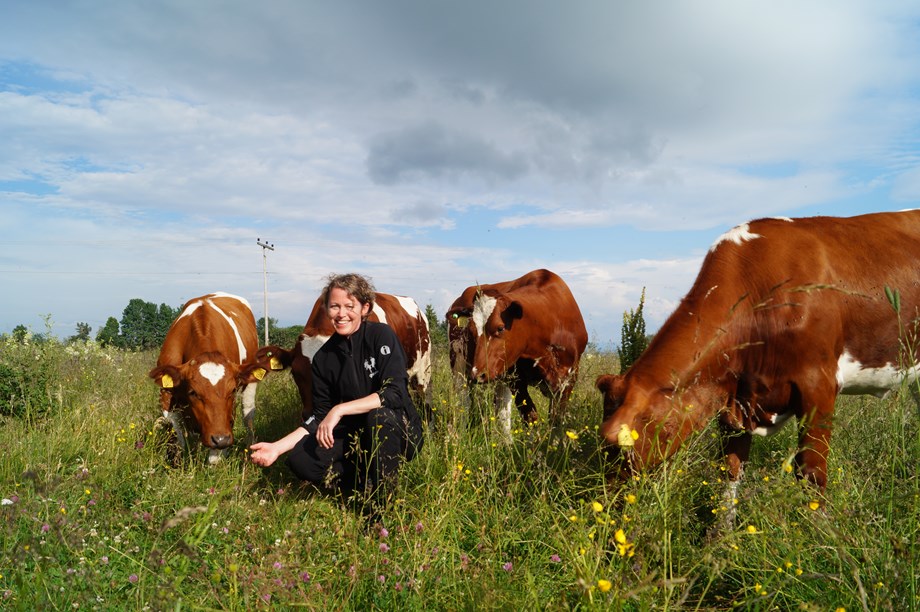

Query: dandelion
[[614, 529, 634, 557], [591, 501, 603, 512], [597, 579, 612, 593], [625, 494, 637, 504]]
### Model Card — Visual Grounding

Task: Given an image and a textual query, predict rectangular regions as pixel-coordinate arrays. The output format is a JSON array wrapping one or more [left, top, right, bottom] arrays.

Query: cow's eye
[[495, 325, 505, 335]]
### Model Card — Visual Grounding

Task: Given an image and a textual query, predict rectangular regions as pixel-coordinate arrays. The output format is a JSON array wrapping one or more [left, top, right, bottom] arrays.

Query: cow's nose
[[210, 434, 233, 449]]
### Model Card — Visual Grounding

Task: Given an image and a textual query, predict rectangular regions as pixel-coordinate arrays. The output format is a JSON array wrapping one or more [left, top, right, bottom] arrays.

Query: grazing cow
[[597, 211, 920, 497], [149, 292, 283, 463], [271, 292, 432, 421], [447, 269, 588, 432]]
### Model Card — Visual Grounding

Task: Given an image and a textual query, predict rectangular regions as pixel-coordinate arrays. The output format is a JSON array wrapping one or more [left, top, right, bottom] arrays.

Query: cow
[[268, 292, 432, 422], [149, 292, 283, 463], [596, 210, 920, 502], [446, 268, 589, 433]]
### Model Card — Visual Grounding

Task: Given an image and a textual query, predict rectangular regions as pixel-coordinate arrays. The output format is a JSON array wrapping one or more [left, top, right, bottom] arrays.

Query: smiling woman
[[249, 273, 424, 521]]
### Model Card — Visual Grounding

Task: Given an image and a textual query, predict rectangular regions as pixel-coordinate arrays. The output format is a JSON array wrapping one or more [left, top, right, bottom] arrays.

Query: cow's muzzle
[[210, 434, 233, 449]]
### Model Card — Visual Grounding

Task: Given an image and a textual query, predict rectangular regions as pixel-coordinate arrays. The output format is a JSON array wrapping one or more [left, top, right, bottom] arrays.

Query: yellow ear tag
[[160, 374, 174, 389], [252, 368, 266, 381], [270, 356, 283, 370], [456, 316, 469, 328]]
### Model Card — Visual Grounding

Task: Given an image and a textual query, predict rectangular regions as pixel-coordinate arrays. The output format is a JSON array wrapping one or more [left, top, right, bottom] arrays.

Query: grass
[[0, 336, 918, 610]]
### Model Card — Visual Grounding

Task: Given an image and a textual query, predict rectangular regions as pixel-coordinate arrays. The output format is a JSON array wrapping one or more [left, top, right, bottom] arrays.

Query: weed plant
[[0, 337, 918, 610]]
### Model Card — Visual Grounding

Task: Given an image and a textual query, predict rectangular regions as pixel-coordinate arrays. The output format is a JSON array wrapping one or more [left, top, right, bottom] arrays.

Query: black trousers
[[286, 407, 423, 501]]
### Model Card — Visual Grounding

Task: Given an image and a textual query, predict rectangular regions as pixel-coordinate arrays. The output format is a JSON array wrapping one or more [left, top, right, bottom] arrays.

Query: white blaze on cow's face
[[472, 294, 497, 338], [198, 362, 226, 386], [181, 356, 239, 449]]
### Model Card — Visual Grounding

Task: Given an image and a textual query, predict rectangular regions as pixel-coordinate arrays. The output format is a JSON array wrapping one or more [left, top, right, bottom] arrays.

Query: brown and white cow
[[271, 292, 432, 421], [149, 292, 283, 463], [597, 211, 920, 496], [447, 269, 589, 433]]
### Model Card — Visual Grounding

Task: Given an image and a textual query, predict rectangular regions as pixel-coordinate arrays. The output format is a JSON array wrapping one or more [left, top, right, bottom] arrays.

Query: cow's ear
[[504, 300, 524, 321], [150, 365, 183, 389], [255, 345, 290, 371], [595, 374, 625, 395], [238, 362, 269, 385]]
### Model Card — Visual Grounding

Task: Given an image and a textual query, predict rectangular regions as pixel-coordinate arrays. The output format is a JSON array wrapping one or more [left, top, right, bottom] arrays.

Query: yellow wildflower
[[808, 500, 820, 511], [591, 501, 603, 512], [625, 494, 636, 504], [566, 430, 578, 440], [597, 579, 612, 592]]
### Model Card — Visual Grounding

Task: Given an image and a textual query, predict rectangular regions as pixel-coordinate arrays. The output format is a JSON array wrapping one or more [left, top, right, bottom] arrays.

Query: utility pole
[[256, 238, 275, 345]]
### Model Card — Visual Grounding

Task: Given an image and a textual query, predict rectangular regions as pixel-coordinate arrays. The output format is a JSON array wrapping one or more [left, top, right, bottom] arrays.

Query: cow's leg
[[719, 429, 751, 531], [513, 377, 538, 424], [795, 416, 834, 492], [163, 409, 188, 464], [547, 378, 574, 427], [495, 381, 514, 439], [241, 381, 258, 442], [795, 388, 836, 492]]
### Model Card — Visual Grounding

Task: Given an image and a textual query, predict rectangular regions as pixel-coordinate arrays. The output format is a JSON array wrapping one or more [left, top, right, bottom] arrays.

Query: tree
[[618, 288, 649, 374], [68, 322, 92, 343], [11, 325, 28, 344], [425, 304, 448, 353], [96, 317, 120, 347]]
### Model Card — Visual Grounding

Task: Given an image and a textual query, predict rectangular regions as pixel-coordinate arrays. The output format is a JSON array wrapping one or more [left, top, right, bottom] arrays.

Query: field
[[1, 335, 918, 610]]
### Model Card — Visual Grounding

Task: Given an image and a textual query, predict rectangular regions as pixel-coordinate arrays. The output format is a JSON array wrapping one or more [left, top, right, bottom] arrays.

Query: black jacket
[[308, 321, 421, 434]]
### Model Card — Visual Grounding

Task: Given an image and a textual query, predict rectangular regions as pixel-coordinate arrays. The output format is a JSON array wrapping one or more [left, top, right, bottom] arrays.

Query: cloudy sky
[[2, 1, 920, 346]]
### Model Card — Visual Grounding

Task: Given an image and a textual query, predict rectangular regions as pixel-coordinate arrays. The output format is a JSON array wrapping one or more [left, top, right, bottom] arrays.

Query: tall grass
[[0, 337, 918, 610]]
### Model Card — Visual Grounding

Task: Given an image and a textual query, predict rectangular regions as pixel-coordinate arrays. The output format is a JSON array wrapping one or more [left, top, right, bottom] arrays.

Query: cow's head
[[596, 373, 714, 478], [149, 349, 280, 449], [464, 291, 525, 382]]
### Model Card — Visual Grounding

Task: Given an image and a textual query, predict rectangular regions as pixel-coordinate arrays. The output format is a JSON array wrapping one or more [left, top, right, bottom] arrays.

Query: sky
[[2, 1, 920, 347]]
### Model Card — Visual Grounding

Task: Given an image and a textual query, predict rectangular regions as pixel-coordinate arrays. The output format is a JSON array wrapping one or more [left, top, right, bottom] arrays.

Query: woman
[[250, 273, 423, 509]]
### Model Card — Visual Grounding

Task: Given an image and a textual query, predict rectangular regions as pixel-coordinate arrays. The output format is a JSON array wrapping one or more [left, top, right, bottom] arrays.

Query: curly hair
[[320, 273, 376, 313]]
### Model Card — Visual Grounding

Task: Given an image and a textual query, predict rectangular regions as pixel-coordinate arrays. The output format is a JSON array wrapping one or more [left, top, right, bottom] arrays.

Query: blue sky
[[2, 1, 920, 347]]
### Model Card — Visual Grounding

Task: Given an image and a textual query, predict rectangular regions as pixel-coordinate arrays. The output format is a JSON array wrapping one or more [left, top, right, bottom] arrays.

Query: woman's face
[[326, 287, 370, 337]]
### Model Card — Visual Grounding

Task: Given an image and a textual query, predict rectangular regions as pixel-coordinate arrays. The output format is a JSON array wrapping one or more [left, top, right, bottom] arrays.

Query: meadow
[[1, 333, 918, 610]]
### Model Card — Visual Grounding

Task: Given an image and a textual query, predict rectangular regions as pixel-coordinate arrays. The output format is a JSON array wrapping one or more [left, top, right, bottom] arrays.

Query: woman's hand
[[249, 441, 281, 467], [316, 408, 343, 449]]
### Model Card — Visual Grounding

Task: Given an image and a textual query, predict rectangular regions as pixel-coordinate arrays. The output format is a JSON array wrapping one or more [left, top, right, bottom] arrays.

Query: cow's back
[[158, 292, 257, 367]]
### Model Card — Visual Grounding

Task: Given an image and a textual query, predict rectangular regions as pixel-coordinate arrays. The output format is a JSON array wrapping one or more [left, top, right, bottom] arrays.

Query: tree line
[[6, 296, 641, 359], [5, 299, 452, 353]]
